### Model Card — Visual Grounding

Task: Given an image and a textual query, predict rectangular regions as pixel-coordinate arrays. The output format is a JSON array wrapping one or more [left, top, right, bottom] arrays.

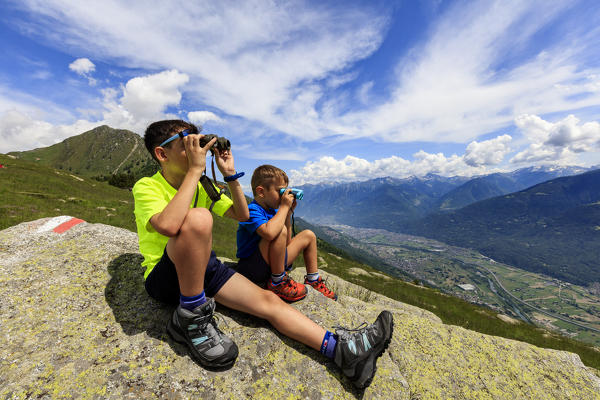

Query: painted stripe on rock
[[53, 218, 85, 233], [36, 216, 74, 233]]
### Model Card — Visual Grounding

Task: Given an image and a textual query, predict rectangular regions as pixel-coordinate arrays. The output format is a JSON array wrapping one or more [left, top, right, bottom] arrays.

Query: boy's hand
[[214, 146, 236, 177], [184, 134, 216, 173], [280, 188, 294, 209]]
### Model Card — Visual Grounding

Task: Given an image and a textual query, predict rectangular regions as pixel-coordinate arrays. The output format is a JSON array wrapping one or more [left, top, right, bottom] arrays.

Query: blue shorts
[[236, 248, 291, 285], [145, 248, 235, 305]]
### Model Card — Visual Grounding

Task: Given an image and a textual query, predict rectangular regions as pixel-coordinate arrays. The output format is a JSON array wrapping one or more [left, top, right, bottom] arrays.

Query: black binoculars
[[200, 134, 230, 152]]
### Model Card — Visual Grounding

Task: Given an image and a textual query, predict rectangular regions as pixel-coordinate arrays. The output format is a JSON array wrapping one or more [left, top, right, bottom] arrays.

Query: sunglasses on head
[[159, 129, 191, 147]]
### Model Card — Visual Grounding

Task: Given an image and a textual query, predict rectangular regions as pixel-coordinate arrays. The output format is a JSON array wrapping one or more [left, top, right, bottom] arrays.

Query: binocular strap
[[199, 175, 224, 213]]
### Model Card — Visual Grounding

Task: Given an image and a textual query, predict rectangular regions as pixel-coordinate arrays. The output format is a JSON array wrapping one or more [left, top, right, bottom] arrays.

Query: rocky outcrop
[[1, 217, 599, 399]]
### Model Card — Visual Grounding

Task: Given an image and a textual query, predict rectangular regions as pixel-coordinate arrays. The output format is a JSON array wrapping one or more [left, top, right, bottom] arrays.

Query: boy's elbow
[[239, 209, 250, 222], [152, 218, 180, 237], [156, 224, 179, 237]]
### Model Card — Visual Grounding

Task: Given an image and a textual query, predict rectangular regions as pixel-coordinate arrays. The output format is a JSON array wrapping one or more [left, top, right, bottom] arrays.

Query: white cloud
[[0, 109, 96, 152], [68, 58, 96, 85], [329, 1, 600, 143], [187, 111, 222, 127], [0, 69, 192, 151], [8, 0, 388, 140], [511, 114, 600, 164], [120, 69, 188, 121], [289, 149, 495, 185], [69, 58, 95, 75], [464, 135, 512, 167]]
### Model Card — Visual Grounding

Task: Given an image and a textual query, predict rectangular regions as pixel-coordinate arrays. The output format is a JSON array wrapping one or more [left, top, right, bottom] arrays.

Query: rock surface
[[1, 217, 599, 399]]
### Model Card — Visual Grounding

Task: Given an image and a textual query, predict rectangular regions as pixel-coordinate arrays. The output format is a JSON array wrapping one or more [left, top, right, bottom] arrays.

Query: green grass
[[0, 155, 136, 231], [2, 153, 599, 370]]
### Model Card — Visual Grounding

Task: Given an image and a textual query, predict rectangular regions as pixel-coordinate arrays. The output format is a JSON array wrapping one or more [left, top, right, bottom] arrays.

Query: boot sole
[[167, 317, 238, 369]]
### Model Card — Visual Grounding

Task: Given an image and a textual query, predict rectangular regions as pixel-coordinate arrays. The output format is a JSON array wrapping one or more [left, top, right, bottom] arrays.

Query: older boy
[[236, 165, 336, 302], [132, 120, 393, 388]]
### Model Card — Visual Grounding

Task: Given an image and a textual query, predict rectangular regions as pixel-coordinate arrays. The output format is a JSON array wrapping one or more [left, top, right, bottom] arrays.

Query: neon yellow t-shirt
[[132, 171, 233, 279]]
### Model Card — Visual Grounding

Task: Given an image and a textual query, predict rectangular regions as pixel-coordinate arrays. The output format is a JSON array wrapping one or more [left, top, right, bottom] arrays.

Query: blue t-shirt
[[237, 200, 277, 258]]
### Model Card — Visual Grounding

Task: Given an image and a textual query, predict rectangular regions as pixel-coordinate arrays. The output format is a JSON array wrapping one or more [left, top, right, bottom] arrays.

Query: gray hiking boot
[[334, 310, 394, 389], [167, 298, 238, 369]]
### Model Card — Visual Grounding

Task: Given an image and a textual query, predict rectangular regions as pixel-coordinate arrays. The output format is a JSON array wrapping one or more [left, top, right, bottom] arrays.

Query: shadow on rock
[[104, 254, 186, 356]]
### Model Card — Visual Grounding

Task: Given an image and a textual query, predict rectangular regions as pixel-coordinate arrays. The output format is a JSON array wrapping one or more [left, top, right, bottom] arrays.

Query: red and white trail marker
[[35, 216, 85, 234]]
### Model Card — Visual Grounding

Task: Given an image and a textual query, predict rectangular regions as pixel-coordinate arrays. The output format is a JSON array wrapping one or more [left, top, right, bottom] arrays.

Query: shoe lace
[[333, 321, 369, 340], [282, 275, 300, 292], [311, 276, 333, 295], [188, 302, 223, 345], [320, 277, 333, 294]]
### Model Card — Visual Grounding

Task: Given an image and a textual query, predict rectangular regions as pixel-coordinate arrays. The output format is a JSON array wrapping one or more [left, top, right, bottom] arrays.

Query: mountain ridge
[[405, 169, 600, 285], [296, 165, 591, 226], [7, 125, 156, 179]]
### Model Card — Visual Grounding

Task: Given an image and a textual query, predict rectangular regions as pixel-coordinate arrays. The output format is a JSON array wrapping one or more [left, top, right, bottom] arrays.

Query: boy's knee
[[254, 289, 284, 317], [305, 229, 316, 241], [181, 208, 213, 237], [300, 229, 316, 243]]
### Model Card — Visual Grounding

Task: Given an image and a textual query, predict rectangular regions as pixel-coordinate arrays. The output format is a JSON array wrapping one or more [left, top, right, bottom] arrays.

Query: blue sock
[[320, 331, 337, 359], [306, 272, 320, 282], [271, 272, 286, 285], [180, 291, 206, 310]]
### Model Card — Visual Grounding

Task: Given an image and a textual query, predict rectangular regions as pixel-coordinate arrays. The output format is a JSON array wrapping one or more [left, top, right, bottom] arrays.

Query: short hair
[[144, 120, 200, 162], [251, 165, 288, 196]]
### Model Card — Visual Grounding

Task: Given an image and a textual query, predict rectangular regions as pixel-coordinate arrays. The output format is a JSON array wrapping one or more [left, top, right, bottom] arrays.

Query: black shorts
[[236, 248, 291, 285], [144, 248, 235, 305]]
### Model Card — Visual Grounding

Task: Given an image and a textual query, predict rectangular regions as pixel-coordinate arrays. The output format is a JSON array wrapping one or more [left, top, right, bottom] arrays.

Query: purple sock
[[320, 331, 337, 359], [180, 291, 206, 310]]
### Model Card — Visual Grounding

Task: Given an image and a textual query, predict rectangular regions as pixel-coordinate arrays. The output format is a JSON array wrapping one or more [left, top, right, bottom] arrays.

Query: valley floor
[[327, 224, 600, 347]]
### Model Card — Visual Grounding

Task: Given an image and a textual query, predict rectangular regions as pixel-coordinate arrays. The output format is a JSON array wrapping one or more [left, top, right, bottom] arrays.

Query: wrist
[[187, 166, 204, 177]]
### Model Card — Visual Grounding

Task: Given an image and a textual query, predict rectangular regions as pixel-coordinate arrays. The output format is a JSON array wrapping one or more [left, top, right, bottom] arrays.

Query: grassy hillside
[[1, 153, 599, 370], [0, 154, 136, 231], [7, 125, 156, 180]]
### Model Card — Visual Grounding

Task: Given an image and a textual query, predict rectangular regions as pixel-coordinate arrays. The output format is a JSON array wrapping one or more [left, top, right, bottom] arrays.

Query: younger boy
[[132, 120, 394, 389], [236, 165, 336, 302]]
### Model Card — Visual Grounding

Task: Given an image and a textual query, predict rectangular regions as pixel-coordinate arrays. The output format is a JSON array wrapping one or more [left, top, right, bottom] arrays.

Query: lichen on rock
[[1, 217, 599, 399]]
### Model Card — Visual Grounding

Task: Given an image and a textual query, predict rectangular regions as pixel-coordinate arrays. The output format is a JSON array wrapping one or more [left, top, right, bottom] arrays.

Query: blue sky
[[1, 0, 599, 189]]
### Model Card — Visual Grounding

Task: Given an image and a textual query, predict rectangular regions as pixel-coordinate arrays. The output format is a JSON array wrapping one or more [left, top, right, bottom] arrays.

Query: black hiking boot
[[334, 310, 394, 389], [167, 298, 238, 369]]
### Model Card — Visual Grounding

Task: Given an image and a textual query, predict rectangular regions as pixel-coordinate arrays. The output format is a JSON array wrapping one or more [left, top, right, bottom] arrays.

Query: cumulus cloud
[[69, 58, 95, 75], [464, 135, 512, 167], [511, 114, 600, 164], [0, 109, 96, 152], [289, 146, 498, 185], [120, 69, 188, 121], [0, 69, 191, 151], [187, 111, 222, 127], [68, 58, 96, 85]]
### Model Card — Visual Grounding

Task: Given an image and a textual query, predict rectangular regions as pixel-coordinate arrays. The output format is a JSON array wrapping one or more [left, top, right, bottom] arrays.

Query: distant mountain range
[[296, 167, 599, 286], [7, 125, 156, 179], [296, 166, 590, 227], [405, 169, 600, 285]]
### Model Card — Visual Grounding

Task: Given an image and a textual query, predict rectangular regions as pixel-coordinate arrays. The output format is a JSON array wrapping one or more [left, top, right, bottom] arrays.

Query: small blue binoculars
[[279, 188, 304, 200]]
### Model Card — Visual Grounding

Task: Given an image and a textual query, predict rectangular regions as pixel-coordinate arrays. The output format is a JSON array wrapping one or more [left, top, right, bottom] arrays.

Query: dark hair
[[144, 120, 200, 162], [251, 164, 288, 196]]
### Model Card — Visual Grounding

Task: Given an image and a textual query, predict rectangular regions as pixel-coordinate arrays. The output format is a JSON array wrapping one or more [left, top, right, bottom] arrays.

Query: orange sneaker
[[268, 274, 307, 302], [305, 276, 337, 300]]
